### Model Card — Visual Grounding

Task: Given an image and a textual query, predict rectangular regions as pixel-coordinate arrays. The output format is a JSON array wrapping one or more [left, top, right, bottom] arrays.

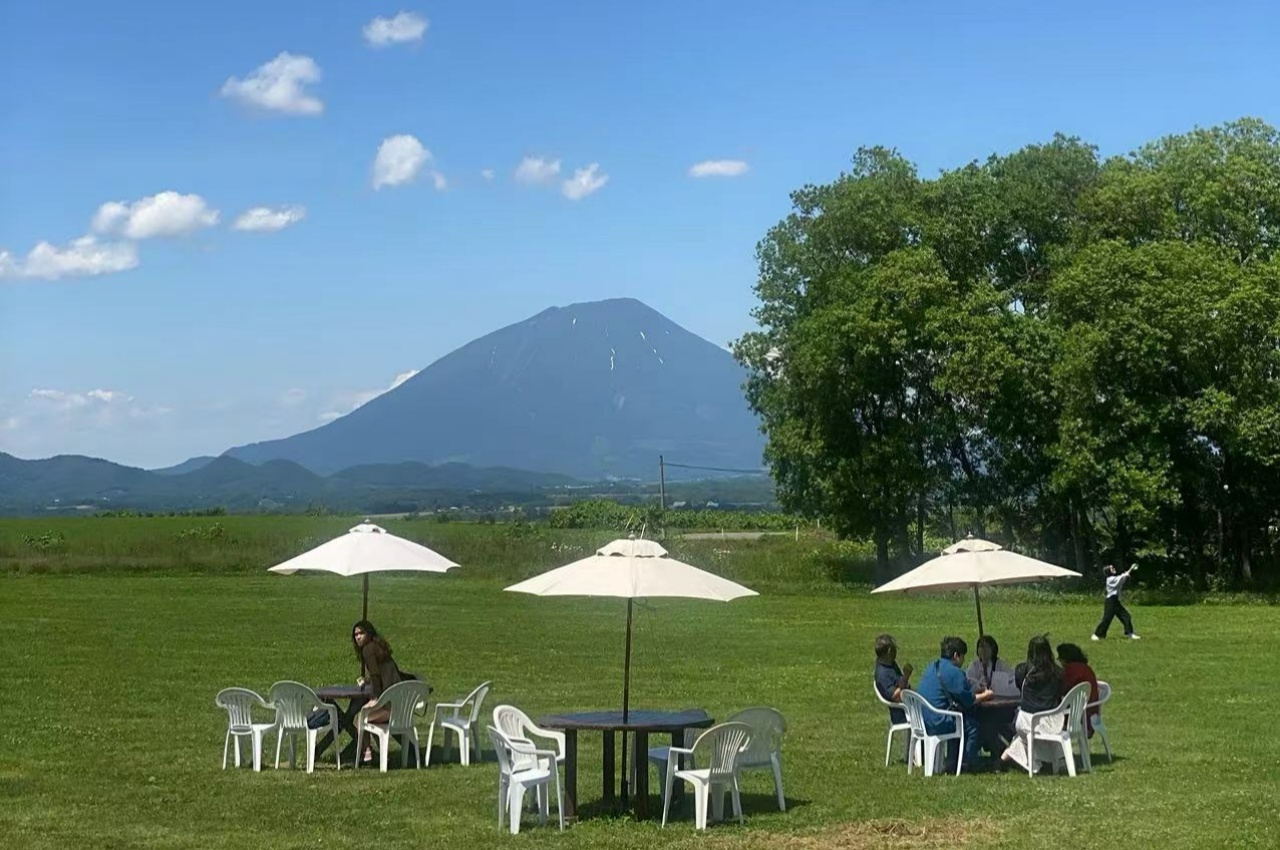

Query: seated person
[[1057, 642, 1100, 737], [1001, 635, 1065, 773], [965, 634, 1017, 696], [915, 636, 993, 772], [873, 633, 913, 725]]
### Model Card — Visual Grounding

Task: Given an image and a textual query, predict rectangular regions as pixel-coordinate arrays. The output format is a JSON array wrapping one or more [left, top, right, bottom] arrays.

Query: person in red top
[[1056, 642, 1100, 736]]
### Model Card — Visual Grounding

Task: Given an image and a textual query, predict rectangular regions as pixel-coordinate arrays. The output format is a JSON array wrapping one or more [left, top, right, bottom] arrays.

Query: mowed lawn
[[2, 572, 1278, 850]]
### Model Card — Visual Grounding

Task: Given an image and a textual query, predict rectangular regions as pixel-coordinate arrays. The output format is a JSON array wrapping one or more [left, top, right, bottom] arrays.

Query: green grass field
[[2, 517, 1278, 849]]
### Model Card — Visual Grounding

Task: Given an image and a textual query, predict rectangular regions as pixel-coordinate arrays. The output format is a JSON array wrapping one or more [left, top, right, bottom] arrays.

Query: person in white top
[[1092, 563, 1141, 641]]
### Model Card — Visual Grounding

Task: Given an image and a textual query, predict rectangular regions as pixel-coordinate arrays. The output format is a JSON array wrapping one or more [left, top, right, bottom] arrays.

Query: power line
[[661, 461, 769, 475]]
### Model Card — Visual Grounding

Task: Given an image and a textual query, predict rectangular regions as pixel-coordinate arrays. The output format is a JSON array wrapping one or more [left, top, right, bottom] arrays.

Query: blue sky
[[2, 0, 1277, 468]]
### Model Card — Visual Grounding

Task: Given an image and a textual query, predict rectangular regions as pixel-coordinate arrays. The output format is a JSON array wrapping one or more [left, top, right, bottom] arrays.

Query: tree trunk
[[1241, 525, 1254, 584], [916, 490, 926, 557], [1071, 500, 1087, 574], [875, 534, 890, 581]]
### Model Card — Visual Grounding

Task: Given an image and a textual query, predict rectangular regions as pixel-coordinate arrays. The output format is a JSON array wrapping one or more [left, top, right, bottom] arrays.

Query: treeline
[[548, 499, 803, 532], [735, 118, 1280, 587]]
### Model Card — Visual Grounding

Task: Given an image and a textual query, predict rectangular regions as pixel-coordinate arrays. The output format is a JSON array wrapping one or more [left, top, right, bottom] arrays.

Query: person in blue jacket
[[915, 635, 994, 772]]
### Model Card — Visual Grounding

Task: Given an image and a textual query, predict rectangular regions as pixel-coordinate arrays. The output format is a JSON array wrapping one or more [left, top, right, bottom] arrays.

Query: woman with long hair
[[1000, 635, 1065, 773], [352, 620, 404, 762]]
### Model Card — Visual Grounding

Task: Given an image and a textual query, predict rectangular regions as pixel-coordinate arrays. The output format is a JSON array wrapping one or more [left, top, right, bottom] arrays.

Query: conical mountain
[[226, 298, 763, 478]]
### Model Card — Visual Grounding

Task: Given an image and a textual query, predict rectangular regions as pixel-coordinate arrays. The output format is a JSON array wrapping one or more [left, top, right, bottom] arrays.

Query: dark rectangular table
[[537, 709, 714, 821]]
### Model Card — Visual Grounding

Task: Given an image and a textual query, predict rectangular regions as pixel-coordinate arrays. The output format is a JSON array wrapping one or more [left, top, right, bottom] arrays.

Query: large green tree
[[737, 118, 1280, 587]]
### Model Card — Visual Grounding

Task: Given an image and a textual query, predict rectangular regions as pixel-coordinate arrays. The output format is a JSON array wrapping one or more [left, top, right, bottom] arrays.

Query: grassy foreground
[[2, 518, 1278, 849]]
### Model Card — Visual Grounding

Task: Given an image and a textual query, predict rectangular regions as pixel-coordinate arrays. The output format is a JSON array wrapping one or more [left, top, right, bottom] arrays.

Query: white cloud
[[220, 52, 323, 116], [562, 163, 608, 200], [0, 236, 139, 282], [318, 368, 421, 424], [480, 169, 495, 182], [372, 134, 431, 190], [363, 11, 428, 47], [15, 386, 171, 443], [389, 369, 420, 390], [514, 156, 561, 186], [232, 205, 306, 232], [430, 172, 448, 191], [91, 201, 130, 234], [688, 159, 749, 178], [87, 389, 130, 403], [30, 388, 92, 410], [93, 192, 219, 239]]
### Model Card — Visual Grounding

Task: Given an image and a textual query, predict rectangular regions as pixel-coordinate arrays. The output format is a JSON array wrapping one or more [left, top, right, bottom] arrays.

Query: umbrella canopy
[[268, 522, 459, 619], [505, 537, 756, 802], [871, 537, 1080, 635], [504, 537, 755, 602]]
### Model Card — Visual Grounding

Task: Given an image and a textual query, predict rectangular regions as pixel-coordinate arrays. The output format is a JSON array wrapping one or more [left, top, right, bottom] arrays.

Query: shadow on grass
[[573, 791, 809, 823]]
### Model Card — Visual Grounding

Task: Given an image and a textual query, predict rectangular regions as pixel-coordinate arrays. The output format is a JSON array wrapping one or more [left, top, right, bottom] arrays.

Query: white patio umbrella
[[871, 537, 1081, 635], [268, 522, 460, 620], [505, 537, 757, 798]]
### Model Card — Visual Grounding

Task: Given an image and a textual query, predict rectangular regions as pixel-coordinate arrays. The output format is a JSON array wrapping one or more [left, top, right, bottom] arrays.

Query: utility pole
[[658, 455, 666, 510]]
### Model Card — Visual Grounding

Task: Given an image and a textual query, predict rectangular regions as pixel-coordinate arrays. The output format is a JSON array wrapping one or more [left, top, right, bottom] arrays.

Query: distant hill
[[152, 456, 216, 476], [0, 451, 578, 515], [226, 298, 764, 478]]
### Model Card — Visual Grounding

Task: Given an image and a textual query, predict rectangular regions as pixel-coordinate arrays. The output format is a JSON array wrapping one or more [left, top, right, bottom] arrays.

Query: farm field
[[2, 516, 1277, 850]]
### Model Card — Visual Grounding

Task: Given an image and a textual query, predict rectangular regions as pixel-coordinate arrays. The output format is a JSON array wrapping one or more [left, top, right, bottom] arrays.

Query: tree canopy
[[735, 118, 1280, 586]]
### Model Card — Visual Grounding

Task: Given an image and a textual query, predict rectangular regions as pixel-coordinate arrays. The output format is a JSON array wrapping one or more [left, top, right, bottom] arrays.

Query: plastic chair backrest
[[1091, 680, 1111, 709], [487, 726, 518, 776], [899, 690, 931, 739], [378, 680, 431, 729], [1061, 682, 1091, 733], [727, 707, 785, 763], [493, 704, 535, 741], [268, 681, 321, 730], [872, 680, 895, 708], [692, 721, 752, 778], [464, 681, 492, 724], [216, 688, 267, 732]]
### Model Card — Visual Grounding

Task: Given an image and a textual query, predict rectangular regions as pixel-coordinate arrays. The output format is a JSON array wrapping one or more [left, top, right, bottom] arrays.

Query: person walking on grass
[[1092, 563, 1140, 641]]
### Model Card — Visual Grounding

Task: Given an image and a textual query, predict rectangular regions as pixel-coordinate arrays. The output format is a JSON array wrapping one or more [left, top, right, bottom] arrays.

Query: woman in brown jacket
[[352, 620, 404, 761]]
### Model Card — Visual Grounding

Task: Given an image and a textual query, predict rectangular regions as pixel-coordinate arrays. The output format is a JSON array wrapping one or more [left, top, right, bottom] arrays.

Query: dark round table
[[976, 696, 1020, 759], [315, 684, 372, 765], [314, 683, 433, 766], [536, 709, 714, 820]]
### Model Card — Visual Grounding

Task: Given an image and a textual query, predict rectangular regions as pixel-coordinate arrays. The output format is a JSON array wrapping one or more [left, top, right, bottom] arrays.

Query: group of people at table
[[874, 632, 1101, 774]]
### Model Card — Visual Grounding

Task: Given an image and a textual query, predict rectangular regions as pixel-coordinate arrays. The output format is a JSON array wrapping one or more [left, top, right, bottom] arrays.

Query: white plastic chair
[[661, 721, 752, 830], [215, 687, 274, 772], [1023, 681, 1091, 778], [900, 690, 963, 777], [356, 679, 430, 772], [645, 728, 693, 809], [1087, 680, 1113, 764], [493, 704, 566, 769], [426, 681, 491, 767], [725, 707, 787, 811], [488, 726, 564, 835], [873, 681, 914, 767], [267, 681, 341, 773]]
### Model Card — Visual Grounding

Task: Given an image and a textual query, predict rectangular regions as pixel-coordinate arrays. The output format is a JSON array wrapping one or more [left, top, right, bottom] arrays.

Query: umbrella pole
[[362, 574, 369, 622], [973, 585, 984, 637], [620, 598, 633, 804]]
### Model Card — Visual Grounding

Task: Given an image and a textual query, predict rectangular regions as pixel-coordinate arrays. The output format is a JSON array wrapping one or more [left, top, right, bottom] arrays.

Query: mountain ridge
[[226, 298, 764, 478]]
